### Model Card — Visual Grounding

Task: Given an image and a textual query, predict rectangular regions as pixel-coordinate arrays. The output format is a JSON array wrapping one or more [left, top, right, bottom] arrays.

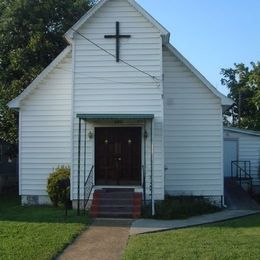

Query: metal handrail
[[142, 165, 146, 206], [83, 165, 94, 212], [231, 161, 252, 192]]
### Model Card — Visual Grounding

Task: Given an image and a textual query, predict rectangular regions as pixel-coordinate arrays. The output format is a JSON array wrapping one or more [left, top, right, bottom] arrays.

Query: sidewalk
[[130, 209, 260, 235], [58, 219, 132, 260], [58, 209, 260, 259]]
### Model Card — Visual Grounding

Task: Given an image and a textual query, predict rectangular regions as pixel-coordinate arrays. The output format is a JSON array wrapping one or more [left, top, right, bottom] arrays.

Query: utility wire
[[60, 68, 160, 87], [71, 28, 161, 83]]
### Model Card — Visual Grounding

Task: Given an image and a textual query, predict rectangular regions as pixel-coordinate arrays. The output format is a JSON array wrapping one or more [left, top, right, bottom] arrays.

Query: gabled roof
[[224, 127, 260, 137], [8, 0, 233, 111], [64, 0, 170, 44], [8, 46, 72, 109], [165, 43, 234, 108]]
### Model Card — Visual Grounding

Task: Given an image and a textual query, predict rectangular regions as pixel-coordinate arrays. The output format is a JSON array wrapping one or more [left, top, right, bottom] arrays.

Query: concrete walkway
[[130, 209, 260, 235], [58, 204, 260, 259], [58, 219, 132, 260], [224, 178, 260, 210]]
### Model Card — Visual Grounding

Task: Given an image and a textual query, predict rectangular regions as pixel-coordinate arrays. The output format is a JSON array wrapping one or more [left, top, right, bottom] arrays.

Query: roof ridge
[[64, 0, 170, 44]]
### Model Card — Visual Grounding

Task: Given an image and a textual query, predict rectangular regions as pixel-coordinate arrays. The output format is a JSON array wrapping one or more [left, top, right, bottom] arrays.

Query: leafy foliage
[[47, 166, 70, 207], [0, 0, 93, 143], [221, 62, 260, 130], [151, 196, 220, 220]]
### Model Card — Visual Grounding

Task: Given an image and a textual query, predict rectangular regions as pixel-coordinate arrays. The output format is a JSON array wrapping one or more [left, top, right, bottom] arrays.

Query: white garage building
[[224, 127, 260, 192]]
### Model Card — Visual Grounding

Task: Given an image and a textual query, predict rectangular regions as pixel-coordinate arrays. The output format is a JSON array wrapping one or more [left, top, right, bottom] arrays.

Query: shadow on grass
[[0, 194, 90, 224], [204, 213, 260, 229]]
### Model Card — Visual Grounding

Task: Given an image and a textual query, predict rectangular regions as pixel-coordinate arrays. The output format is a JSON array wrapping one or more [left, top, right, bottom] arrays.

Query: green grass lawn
[[0, 195, 90, 260], [124, 214, 260, 260]]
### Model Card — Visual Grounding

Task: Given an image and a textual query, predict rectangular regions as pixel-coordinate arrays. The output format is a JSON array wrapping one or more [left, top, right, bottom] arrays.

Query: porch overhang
[[76, 114, 154, 121], [76, 113, 155, 216]]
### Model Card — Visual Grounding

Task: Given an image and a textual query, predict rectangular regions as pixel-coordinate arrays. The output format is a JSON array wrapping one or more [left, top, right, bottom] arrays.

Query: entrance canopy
[[77, 114, 154, 121], [76, 113, 154, 215]]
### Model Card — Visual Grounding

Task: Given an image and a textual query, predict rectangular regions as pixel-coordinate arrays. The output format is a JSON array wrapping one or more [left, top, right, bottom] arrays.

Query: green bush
[[153, 196, 220, 220], [47, 166, 70, 207], [155, 196, 220, 219]]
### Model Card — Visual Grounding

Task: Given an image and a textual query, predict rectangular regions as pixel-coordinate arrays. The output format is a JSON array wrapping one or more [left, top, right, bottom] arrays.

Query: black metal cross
[[104, 21, 131, 62]]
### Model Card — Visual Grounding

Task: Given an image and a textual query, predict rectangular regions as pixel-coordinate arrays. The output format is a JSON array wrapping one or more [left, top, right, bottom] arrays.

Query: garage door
[[224, 139, 238, 177]]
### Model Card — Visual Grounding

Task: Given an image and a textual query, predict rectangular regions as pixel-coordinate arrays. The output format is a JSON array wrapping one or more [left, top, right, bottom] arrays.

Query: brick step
[[97, 206, 134, 213], [95, 193, 135, 199], [102, 188, 135, 192], [90, 189, 142, 219], [93, 202, 134, 208], [97, 199, 135, 205], [92, 211, 134, 218]]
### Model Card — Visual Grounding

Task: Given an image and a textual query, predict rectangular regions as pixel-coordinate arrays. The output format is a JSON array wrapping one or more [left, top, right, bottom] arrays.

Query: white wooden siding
[[163, 47, 223, 196], [20, 54, 72, 195], [224, 130, 260, 185], [72, 0, 164, 200]]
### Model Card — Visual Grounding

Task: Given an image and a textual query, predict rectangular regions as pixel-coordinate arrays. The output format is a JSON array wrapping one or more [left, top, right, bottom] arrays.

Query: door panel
[[95, 127, 141, 185], [224, 140, 238, 177]]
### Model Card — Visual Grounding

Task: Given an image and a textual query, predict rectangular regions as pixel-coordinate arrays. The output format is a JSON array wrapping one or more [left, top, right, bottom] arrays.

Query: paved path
[[58, 219, 132, 260], [58, 197, 260, 259], [224, 178, 260, 210], [130, 209, 260, 235]]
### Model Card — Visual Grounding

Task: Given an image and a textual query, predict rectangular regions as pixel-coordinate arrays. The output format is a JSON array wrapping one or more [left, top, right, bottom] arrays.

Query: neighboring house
[[8, 0, 233, 210], [0, 140, 18, 193], [224, 127, 260, 192]]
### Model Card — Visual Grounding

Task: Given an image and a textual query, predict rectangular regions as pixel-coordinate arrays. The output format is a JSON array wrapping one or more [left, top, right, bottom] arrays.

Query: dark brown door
[[95, 127, 141, 185]]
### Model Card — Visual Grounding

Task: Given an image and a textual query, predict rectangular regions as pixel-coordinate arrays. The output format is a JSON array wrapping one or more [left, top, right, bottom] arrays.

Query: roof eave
[[224, 127, 260, 137], [165, 43, 234, 107]]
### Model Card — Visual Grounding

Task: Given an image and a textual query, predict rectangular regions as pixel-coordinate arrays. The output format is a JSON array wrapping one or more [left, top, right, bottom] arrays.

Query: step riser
[[92, 213, 133, 218], [95, 195, 135, 200], [97, 208, 133, 213], [90, 189, 142, 219], [97, 200, 134, 206]]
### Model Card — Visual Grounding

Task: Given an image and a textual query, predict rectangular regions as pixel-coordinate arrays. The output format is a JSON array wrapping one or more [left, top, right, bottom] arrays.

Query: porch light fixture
[[88, 131, 93, 139], [144, 130, 148, 139]]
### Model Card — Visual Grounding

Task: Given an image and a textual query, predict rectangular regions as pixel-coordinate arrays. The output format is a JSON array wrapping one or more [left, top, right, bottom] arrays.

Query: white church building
[[9, 0, 234, 211]]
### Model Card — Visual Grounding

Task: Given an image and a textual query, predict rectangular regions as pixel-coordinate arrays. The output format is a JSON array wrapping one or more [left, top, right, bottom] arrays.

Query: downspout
[[143, 121, 147, 205], [77, 118, 82, 216], [221, 196, 227, 208], [83, 120, 87, 211], [150, 120, 155, 216]]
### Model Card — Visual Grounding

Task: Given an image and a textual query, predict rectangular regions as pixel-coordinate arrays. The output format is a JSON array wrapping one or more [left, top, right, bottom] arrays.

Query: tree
[[0, 0, 93, 144], [221, 62, 260, 131]]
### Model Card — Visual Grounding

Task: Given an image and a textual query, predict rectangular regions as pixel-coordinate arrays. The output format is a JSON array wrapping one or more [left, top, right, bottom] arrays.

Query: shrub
[[47, 166, 70, 207], [153, 195, 220, 220]]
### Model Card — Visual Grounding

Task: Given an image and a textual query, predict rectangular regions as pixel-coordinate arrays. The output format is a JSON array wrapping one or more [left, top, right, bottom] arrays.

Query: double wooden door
[[95, 127, 141, 185]]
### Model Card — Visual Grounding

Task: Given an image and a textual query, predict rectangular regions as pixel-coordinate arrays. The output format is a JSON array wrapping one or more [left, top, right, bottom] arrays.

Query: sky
[[136, 0, 260, 95]]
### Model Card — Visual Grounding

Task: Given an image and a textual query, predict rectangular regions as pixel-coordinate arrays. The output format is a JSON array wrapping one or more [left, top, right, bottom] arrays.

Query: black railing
[[142, 165, 146, 206], [83, 165, 94, 213], [231, 161, 252, 192]]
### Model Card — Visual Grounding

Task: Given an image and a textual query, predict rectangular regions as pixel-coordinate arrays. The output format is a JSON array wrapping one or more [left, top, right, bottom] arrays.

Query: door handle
[[118, 157, 122, 161]]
